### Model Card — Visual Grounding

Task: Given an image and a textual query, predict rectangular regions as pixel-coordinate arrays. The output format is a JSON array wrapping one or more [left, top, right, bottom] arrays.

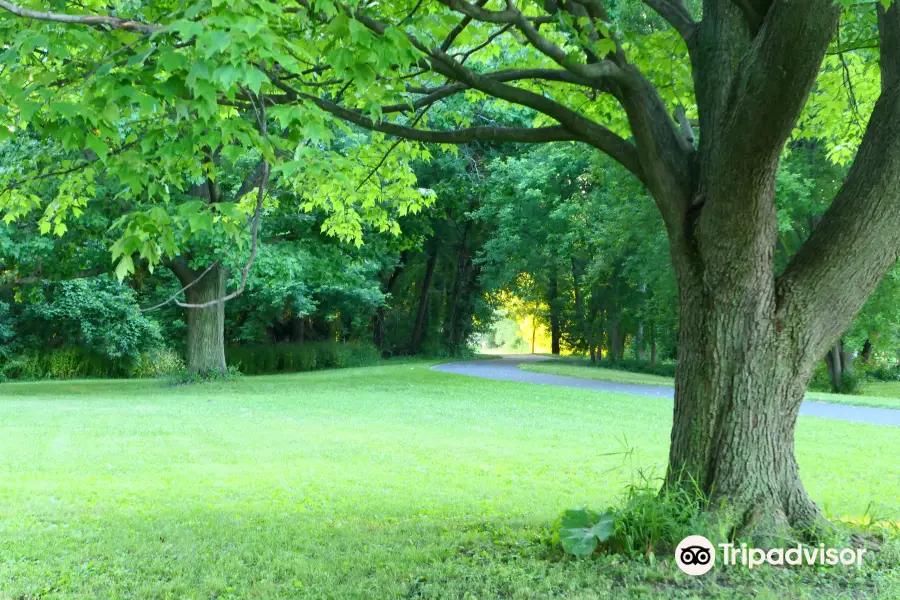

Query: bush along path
[[432, 355, 900, 427]]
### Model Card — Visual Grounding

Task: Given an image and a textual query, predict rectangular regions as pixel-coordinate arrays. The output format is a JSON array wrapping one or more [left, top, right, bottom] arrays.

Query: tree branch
[[383, 68, 616, 115], [642, 0, 698, 54], [0, 0, 163, 32], [715, 0, 840, 168], [775, 1, 900, 367]]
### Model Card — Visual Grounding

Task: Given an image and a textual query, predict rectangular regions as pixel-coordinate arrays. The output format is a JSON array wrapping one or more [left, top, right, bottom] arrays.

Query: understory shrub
[[0, 347, 133, 380], [129, 348, 186, 378], [556, 472, 710, 559], [587, 357, 677, 379], [861, 360, 900, 382], [226, 341, 381, 375]]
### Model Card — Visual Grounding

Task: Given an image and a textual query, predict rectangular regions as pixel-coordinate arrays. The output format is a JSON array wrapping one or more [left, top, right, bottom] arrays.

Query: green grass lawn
[[521, 361, 900, 409], [1, 364, 899, 599], [521, 362, 675, 387]]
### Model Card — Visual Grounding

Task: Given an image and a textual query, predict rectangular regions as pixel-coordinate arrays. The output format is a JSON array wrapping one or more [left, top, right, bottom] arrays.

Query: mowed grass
[[520, 362, 675, 387], [1, 364, 899, 599], [522, 361, 900, 409]]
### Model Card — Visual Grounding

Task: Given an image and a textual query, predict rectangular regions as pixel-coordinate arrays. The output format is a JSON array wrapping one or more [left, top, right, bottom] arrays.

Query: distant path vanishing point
[[432, 355, 900, 427]]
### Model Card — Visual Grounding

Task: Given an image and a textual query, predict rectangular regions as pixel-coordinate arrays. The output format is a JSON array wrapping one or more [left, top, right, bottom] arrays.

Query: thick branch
[[305, 95, 583, 144], [715, 0, 839, 168], [0, 0, 163, 32], [420, 50, 643, 178], [776, 3, 900, 367], [384, 68, 615, 115], [642, 0, 698, 54]]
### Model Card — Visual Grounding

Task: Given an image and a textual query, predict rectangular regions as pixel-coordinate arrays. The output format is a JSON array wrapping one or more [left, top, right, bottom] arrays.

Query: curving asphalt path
[[432, 355, 900, 427]]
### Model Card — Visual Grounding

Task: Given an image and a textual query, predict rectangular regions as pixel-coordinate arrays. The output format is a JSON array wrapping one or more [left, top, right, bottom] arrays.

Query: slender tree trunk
[[861, 338, 873, 362], [410, 244, 438, 354], [168, 260, 227, 376], [649, 323, 657, 367], [444, 225, 474, 354], [548, 270, 561, 355], [374, 251, 408, 350], [531, 310, 537, 354], [608, 312, 621, 363], [824, 339, 856, 392], [635, 322, 645, 361], [824, 342, 844, 392], [571, 258, 594, 360]]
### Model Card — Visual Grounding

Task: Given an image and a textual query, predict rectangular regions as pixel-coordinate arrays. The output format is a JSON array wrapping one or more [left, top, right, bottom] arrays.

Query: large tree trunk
[[410, 243, 438, 354], [667, 266, 823, 540], [656, 0, 855, 540], [168, 260, 227, 377]]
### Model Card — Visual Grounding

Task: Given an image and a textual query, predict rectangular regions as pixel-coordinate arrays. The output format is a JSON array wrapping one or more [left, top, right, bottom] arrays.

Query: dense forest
[[4, 132, 900, 394]]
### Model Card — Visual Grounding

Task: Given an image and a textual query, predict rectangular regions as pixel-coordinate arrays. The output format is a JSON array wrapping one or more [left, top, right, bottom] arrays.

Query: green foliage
[[592, 358, 677, 379], [557, 507, 615, 558], [476, 144, 677, 360], [0, 301, 17, 359], [24, 278, 162, 360], [169, 363, 243, 386], [130, 348, 186, 378], [1, 347, 132, 380], [226, 341, 381, 375], [0, 2, 432, 279], [557, 473, 710, 560]]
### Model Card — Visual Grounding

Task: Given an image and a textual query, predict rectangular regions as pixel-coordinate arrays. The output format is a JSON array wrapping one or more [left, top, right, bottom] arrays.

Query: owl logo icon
[[675, 535, 716, 575]]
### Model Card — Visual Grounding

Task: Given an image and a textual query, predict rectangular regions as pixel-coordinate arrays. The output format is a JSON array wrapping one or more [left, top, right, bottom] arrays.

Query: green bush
[[130, 348, 186, 378], [226, 341, 381, 375], [0, 347, 138, 381], [0, 353, 44, 380], [591, 358, 677, 379], [556, 472, 710, 559], [864, 361, 900, 382], [47, 348, 83, 379]]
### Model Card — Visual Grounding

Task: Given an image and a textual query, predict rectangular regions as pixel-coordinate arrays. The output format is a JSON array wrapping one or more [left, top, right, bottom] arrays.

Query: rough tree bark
[[167, 259, 228, 376]]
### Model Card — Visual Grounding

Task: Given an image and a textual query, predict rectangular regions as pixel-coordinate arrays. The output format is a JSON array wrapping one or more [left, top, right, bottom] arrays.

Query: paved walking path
[[432, 355, 900, 427]]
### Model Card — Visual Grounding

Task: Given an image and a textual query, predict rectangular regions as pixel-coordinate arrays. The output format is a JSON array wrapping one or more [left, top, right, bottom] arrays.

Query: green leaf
[[558, 508, 615, 558], [199, 30, 231, 58], [244, 68, 269, 94], [115, 254, 134, 281], [85, 133, 108, 158], [188, 211, 214, 233], [214, 202, 247, 219]]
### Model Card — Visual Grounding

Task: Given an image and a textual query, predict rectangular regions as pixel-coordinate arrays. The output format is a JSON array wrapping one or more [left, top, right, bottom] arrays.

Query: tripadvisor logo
[[675, 535, 868, 576], [675, 535, 716, 576]]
